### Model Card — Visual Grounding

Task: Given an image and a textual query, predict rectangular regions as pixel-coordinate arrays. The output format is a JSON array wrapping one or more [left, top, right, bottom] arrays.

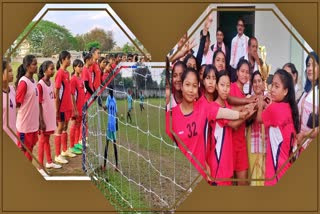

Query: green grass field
[[85, 97, 197, 212]]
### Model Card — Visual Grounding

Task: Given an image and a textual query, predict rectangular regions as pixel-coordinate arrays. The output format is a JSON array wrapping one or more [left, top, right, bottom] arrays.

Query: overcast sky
[[33, 4, 135, 47]]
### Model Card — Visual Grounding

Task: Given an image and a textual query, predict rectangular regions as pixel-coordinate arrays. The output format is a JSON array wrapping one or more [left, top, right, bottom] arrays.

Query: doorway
[[217, 7, 255, 49]]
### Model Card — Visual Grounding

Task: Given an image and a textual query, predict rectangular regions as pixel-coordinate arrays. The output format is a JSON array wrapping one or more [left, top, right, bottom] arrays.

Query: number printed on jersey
[[187, 122, 198, 138]]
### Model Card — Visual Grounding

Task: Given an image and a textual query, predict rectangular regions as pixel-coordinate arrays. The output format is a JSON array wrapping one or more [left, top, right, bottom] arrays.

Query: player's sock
[[38, 134, 45, 166], [54, 134, 61, 156], [44, 134, 52, 163], [61, 132, 68, 152], [113, 142, 118, 167], [70, 125, 76, 148], [74, 124, 80, 145]]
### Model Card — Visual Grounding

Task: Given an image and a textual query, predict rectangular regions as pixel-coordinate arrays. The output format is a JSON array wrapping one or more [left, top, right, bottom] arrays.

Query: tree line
[[15, 20, 140, 57]]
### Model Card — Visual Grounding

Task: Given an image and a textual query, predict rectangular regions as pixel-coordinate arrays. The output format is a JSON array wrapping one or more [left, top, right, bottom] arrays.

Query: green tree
[[83, 28, 116, 51], [86, 41, 101, 50], [17, 20, 78, 56], [122, 42, 136, 54]]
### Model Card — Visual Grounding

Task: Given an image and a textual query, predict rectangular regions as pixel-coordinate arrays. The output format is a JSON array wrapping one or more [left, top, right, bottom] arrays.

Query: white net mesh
[[82, 62, 201, 212]]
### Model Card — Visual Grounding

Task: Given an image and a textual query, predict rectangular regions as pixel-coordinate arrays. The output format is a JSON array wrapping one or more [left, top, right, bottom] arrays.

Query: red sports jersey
[[102, 72, 110, 83], [55, 68, 72, 112], [166, 100, 219, 180], [70, 75, 85, 117], [229, 82, 248, 172], [91, 63, 101, 91], [81, 66, 93, 102], [262, 102, 295, 186], [206, 100, 233, 185]]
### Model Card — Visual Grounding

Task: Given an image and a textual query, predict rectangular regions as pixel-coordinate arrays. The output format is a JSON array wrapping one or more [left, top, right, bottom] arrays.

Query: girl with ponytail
[[15, 55, 39, 162], [54, 50, 76, 165], [257, 69, 299, 185], [37, 61, 62, 170]]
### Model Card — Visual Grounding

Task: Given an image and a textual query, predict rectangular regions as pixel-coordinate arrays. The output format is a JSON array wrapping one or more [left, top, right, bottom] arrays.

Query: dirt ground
[[31, 133, 85, 176]]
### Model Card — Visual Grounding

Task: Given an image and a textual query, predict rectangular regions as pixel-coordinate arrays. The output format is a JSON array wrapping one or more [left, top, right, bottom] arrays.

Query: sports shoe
[[55, 155, 69, 164], [61, 149, 76, 158], [46, 162, 62, 169], [74, 143, 83, 150], [38, 168, 49, 177], [70, 147, 82, 155]]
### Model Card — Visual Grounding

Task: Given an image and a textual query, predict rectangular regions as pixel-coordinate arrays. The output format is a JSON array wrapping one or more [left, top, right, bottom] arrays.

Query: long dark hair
[[304, 51, 319, 93], [274, 69, 300, 133], [202, 64, 217, 80], [181, 67, 199, 83], [283, 62, 299, 84], [72, 59, 84, 76], [15, 54, 36, 87], [56, 50, 71, 70], [83, 53, 93, 64], [235, 58, 250, 82], [38, 60, 53, 81], [212, 50, 226, 68], [202, 64, 218, 100], [250, 70, 262, 94], [183, 54, 199, 71], [2, 59, 8, 72], [171, 61, 187, 92]]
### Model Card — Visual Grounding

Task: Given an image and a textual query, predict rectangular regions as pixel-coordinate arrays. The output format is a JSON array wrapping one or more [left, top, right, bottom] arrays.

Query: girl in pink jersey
[[2, 59, 18, 145], [257, 69, 299, 186], [197, 64, 217, 105], [166, 67, 250, 183], [70, 59, 85, 154], [166, 61, 186, 111], [54, 51, 76, 165], [209, 70, 254, 186], [15, 55, 39, 161], [229, 59, 252, 185], [38, 61, 62, 169]]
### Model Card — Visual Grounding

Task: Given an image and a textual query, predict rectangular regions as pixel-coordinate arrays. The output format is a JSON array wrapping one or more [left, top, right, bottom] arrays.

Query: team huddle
[[166, 16, 319, 186], [2, 48, 134, 175]]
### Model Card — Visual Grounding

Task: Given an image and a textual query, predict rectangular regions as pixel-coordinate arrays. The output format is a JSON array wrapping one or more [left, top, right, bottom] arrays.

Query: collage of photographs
[[1, 2, 319, 213]]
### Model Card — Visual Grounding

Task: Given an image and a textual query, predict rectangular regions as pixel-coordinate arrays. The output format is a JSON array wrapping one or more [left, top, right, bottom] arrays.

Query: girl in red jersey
[[82, 53, 94, 103], [69, 59, 85, 154], [101, 60, 112, 83], [15, 55, 39, 161], [166, 61, 186, 111], [197, 64, 217, 106], [90, 47, 102, 92], [208, 70, 254, 186], [257, 69, 299, 186], [166, 67, 250, 182], [54, 51, 76, 165], [37, 61, 62, 169], [2, 59, 18, 145], [229, 59, 253, 185]]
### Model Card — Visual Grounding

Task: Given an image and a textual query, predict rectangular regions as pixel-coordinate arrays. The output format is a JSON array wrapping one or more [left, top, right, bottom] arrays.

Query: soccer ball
[[120, 114, 124, 120]]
